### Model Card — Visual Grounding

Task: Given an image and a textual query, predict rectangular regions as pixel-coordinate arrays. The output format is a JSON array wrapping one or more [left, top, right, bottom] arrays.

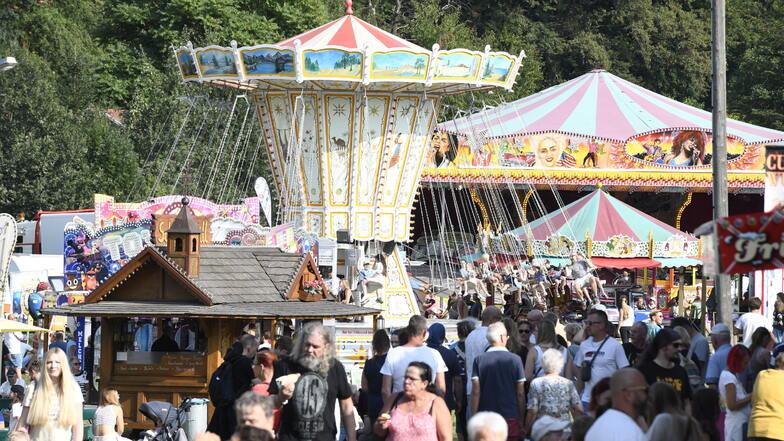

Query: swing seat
[[365, 278, 384, 293]]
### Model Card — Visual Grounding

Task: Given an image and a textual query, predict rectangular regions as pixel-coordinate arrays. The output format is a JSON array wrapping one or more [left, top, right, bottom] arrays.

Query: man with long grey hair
[[269, 323, 356, 441]]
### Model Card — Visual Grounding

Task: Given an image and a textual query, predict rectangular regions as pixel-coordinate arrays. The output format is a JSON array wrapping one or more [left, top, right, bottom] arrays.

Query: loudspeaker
[[336, 229, 351, 244]]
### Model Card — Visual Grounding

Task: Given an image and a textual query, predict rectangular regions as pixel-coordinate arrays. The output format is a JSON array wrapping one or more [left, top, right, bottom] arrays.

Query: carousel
[[173, 0, 525, 325]]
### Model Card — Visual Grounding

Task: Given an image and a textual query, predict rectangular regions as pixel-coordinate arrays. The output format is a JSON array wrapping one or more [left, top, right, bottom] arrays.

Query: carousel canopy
[[440, 69, 784, 145], [276, 14, 426, 52], [511, 189, 700, 268], [515, 189, 697, 242]]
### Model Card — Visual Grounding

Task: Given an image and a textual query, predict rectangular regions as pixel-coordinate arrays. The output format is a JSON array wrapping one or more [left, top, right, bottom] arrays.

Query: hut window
[[175, 237, 183, 252], [191, 237, 197, 252]]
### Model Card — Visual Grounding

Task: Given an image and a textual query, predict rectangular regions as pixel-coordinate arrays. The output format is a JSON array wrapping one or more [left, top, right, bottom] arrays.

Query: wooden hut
[[44, 198, 378, 429]]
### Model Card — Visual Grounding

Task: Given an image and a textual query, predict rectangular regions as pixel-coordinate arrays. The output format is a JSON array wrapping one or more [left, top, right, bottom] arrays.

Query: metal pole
[[700, 271, 708, 334], [677, 267, 686, 316], [712, 0, 732, 330]]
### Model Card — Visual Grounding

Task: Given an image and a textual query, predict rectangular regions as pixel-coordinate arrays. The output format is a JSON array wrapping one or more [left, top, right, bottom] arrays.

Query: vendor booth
[[45, 199, 379, 429]]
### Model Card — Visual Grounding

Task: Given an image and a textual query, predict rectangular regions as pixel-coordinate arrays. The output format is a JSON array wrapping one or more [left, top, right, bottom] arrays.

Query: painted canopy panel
[[425, 70, 782, 189]]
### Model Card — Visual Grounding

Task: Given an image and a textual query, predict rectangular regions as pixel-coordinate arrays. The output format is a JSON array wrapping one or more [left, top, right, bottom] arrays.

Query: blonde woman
[[617, 296, 634, 343], [16, 348, 83, 441], [93, 387, 129, 441]]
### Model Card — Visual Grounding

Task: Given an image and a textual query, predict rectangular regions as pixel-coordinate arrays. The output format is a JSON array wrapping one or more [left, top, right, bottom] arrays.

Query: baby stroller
[[138, 398, 192, 441]]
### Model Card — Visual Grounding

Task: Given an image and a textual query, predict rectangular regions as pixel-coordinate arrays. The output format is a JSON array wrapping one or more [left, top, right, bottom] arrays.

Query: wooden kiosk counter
[[44, 199, 379, 429]]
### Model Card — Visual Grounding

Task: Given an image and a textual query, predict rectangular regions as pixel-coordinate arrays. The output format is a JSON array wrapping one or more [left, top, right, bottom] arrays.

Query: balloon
[[28, 292, 44, 318]]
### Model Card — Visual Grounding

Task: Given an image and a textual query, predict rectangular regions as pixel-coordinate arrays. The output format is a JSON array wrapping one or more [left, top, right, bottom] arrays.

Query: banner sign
[[716, 208, 784, 274], [765, 145, 784, 211]]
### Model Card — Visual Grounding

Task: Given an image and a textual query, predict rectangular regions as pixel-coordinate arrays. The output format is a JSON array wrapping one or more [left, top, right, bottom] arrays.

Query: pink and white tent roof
[[511, 189, 697, 243], [439, 69, 784, 146], [276, 15, 427, 53]]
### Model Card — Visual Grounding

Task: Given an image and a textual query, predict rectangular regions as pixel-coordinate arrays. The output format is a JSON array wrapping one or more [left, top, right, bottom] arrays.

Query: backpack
[[208, 360, 235, 406]]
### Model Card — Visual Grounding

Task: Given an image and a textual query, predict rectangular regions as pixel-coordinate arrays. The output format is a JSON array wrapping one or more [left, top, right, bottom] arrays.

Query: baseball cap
[[710, 323, 731, 335], [531, 415, 570, 441]]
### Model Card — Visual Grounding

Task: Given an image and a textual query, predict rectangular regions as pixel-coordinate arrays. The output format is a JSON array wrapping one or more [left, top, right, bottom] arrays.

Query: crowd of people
[[425, 253, 609, 320], [1, 291, 783, 441], [186, 292, 784, 441]]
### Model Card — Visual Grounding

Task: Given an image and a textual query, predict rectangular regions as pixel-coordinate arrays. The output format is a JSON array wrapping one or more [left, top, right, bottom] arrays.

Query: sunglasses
[[519, 329, 531, 334]]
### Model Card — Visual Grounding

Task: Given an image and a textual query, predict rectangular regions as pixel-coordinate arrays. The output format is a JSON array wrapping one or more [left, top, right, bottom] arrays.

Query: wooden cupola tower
[[166, 197, 203, 278]]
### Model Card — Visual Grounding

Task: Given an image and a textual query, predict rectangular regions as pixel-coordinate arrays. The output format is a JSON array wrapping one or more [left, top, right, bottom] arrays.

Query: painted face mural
[[535, 137, 563, 167]]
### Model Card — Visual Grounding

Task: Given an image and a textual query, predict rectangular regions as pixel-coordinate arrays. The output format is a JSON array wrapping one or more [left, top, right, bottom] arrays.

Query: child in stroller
[[138, 399, 191, 441]]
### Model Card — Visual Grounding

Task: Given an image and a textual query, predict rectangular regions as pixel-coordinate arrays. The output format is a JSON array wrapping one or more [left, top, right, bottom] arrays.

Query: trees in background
[[0, 0, 780, 215]]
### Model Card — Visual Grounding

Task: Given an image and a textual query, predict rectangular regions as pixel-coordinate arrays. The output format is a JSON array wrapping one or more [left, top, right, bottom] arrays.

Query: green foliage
[[0, 0, 781, 218]]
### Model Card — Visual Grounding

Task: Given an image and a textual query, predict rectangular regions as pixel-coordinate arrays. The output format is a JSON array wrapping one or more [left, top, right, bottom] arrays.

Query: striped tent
[[440, 69, 784, 145], [276, 15, 426, 52], [511, 189, 701, 268]]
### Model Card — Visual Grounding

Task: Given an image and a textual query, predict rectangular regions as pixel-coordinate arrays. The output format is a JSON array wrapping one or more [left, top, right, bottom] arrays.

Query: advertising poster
[[757, 145, 784, 315]]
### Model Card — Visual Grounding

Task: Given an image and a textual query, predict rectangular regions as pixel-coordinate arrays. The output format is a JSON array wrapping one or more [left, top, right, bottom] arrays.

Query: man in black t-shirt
[[269, 323, 356, 441], [622, 322, 647, 367], [637, 328, 692, 402]]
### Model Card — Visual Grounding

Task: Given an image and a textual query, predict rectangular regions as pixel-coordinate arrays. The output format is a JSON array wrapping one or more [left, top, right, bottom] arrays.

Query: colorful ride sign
[[716, 209, 784, 274]]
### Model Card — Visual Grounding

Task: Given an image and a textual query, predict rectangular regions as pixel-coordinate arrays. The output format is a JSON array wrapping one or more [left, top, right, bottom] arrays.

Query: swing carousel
[[173, 1, 525, 324]]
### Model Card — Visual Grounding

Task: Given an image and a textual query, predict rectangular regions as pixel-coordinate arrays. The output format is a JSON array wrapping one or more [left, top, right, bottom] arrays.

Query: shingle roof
[[62, 242, 355, 319], [186, 247, 303, 303], [43, 300, 379, 318]]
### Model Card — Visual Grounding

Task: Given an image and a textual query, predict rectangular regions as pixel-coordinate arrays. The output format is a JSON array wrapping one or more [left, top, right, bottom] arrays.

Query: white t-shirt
[[585, 408, 645, 441], [380, 344, 447, 393], [464, 326, 489, 395], [574, 336, 629, 402], [0, 378, 26, 396], [10, 402, 21, 431], [3, 332, 24, 355], [719, 370, 751, 424], [736, 312, 772, 347]]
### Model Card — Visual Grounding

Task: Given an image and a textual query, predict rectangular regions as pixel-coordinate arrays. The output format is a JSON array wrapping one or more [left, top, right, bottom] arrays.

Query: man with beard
[[622, 322, 647, 367], [584, 368, 648, 441], [636, 328, 692, 403], [269, 323, 356, 441]]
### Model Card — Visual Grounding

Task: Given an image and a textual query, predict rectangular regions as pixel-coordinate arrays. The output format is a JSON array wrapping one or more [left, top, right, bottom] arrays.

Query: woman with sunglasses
[[636, 328, 692, 403]]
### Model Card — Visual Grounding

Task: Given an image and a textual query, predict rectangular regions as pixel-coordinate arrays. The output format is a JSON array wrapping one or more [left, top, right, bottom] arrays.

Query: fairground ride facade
[[173, 2, 524, 325]]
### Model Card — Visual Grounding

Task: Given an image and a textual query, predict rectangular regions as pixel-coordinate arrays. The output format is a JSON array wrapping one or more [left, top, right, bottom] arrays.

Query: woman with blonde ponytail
[[15, 348, 83, 441]]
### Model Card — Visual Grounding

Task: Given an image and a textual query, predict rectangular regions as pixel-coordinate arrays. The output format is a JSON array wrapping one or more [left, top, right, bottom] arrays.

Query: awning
[[591, 257, 662, 269], [654, 257, 703, 268]]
